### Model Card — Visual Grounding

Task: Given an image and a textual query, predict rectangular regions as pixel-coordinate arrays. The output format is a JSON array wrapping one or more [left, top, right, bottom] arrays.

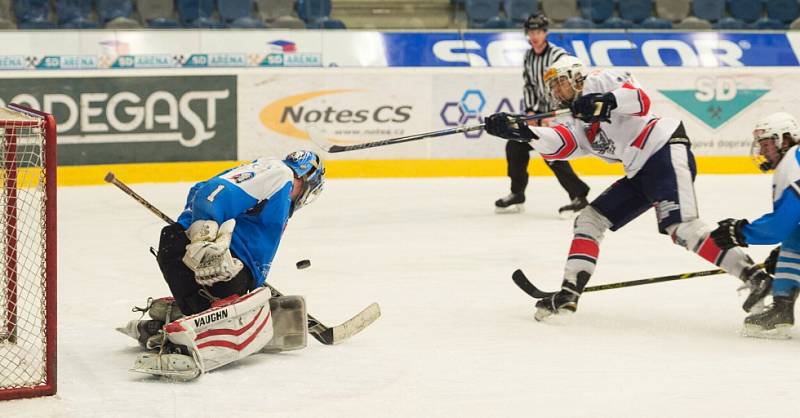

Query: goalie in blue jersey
[[711, 113, 800, 338], [118, 150, 325, 379]]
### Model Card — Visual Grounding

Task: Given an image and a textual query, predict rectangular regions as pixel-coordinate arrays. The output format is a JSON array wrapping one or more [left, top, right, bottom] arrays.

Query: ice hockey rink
[[5, 173, 798, 418]]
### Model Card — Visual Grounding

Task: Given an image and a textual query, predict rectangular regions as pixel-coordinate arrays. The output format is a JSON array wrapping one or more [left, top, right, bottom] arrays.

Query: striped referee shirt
[[523, 42, 567, 114]]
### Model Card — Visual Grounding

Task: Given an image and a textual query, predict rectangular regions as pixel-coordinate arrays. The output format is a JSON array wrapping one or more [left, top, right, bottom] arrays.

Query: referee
[[495, 13, 590, 215]]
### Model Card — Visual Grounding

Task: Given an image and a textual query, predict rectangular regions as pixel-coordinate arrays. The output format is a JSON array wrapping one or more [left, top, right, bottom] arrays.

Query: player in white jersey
[[484, 56, 771, 321], [710, 113, 800, 338]]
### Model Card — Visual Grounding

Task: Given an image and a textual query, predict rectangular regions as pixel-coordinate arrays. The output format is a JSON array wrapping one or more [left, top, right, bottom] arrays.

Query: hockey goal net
[[0, 104, 56, 401]]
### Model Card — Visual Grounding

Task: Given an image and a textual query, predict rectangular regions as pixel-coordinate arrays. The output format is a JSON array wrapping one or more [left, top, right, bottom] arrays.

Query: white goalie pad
[[131, 287, 274, 379], [261, 295, 308, 353]]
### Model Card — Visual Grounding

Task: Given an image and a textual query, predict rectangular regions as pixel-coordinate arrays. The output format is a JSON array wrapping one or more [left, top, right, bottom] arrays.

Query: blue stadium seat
[[15, 0, 56, 28], [619, 0, 653, 23], [766, 0, 800, 23], [562, 16, 594, 28], [96, 0, 134, 23], [295, 0, 332, 23], [640, 16, 672, 28], [503, 0, 538, 24], [177, 0, 223, 27], [579, 0, 614, 23], [56, 0, 100, 28], [599, 16, 634, 28], [714, 16, 747, 29], [752, 16, 786, 29], [465, 0, 501, 27], [217, 0, 266, 27], [728, 0, 763, 23], [137, 0, 181, 28], [305, 16, 346, 28], [692, 0, 724, 22]]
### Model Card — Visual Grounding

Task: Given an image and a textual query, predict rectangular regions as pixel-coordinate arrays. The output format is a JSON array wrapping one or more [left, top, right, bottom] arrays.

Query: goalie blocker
[[130, 287, 308, 380]]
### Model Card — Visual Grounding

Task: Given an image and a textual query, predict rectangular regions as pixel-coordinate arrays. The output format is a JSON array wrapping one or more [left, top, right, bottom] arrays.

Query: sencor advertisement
[[0, 75, 237, 165]]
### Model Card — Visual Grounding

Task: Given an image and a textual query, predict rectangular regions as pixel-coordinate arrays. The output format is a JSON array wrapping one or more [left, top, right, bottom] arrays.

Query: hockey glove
[[764, 246, 781, 275], [183, 219, 244, 286], [570, 93, 617, 123], [484, 112, 537, 142], [710, 218, 749, 250]]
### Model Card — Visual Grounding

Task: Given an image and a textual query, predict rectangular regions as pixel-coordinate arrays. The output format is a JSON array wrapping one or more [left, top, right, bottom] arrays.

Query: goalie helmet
[[751, 112, 800, 171], [543, 55, 588, 107], [283, 150, 325, 211]]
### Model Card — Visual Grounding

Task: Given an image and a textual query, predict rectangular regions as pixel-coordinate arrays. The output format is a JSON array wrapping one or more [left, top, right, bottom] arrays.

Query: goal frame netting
[[0, 103, 57, 401]]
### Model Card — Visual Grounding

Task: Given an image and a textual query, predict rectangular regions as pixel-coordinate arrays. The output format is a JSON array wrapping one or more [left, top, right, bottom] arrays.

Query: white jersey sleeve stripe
[[540, 125, 578, 160]]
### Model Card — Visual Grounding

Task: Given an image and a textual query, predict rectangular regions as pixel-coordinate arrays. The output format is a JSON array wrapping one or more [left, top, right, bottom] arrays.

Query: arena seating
[[56, 0, 100, 28], [136, 0, 180, 28], [217, 0, 265, 28], [1, 0, 799, 30]]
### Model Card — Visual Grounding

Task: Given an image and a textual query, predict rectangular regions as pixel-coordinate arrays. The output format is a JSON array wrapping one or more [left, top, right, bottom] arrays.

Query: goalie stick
[[511, 267, 737, 299], [104, 171, 380, 345], [310, 109, 571, 153]]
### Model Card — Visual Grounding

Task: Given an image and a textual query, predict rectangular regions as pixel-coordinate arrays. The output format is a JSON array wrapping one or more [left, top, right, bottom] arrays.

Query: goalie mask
[[283, 150, 325, 211], [751, 112, 800, 172], [544, 56, 588, 107]]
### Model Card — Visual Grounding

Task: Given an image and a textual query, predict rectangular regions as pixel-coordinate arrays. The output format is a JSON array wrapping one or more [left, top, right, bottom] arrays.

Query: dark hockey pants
[[505, 139, 590, 198], [156, 223, 254, 316]]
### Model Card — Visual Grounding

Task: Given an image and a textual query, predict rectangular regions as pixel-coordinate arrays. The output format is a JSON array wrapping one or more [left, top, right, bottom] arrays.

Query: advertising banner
[[236, 67, 789, 161], [382, 31, 800, 67], [1, 30, 800, 70], [0, 75, 237, 165]]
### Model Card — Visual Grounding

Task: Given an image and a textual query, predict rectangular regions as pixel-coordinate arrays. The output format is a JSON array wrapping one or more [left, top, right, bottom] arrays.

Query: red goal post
[[0, 104, 57, 401]]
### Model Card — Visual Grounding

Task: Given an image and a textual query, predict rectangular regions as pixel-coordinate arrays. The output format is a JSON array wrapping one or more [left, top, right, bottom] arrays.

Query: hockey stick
[[104, 172, 380, 345], [310, 108, 571, 153], [512, 266, 758, 300]]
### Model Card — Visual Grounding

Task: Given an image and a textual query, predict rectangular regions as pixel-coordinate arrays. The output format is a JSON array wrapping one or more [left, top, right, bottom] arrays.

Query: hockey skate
[[739, 266, 773, 313], [742, 290, 797, 339], [116, 319, 166, 349], [558, 196, 589, 218], [495, 193, 525, 214], [534, 272, 590, 321]]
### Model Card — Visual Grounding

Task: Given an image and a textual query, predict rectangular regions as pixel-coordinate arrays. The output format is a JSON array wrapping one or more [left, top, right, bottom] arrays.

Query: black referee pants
[[505, 140, 589, 199]]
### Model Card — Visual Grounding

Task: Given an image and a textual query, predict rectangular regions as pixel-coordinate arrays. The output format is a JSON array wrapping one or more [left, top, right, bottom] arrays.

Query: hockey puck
[[296, 259, 311, 270]]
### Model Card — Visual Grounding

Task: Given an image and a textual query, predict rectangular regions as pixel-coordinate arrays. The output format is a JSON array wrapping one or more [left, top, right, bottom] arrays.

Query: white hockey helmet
[[751, 112, 800, 171], [543, 55, 588, 106]]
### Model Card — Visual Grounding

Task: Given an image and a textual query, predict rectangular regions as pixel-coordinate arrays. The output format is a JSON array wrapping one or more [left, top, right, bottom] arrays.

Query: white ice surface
[[4, 174, 800, 417]]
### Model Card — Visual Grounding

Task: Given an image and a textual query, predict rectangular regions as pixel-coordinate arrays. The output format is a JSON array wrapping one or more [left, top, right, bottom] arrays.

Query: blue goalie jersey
[[176, 158, 294, 287]]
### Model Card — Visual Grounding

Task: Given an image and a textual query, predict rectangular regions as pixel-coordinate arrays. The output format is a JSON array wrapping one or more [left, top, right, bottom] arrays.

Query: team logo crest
[[588, 129, 615, 155], [231, 171, 255, 183]]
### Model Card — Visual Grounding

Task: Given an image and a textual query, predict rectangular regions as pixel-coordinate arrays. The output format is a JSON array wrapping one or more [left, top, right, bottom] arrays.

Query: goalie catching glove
[[182, 219, 244, 286]]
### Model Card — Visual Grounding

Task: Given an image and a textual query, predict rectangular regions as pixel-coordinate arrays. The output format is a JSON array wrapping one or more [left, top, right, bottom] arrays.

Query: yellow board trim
[[59, 156, 763, 186]]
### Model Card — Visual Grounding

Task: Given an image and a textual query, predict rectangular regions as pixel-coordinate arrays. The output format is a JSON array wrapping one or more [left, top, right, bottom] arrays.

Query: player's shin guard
[[131, 287, 274, 380], [563, 207, 610, 284], [667, 219, 771, 311]]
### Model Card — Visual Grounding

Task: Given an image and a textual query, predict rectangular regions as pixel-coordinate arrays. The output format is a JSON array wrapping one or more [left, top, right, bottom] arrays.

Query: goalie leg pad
[[261, 295, 308, 353], [131, 352, 201, 381], [132, 287, 274, 378]]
